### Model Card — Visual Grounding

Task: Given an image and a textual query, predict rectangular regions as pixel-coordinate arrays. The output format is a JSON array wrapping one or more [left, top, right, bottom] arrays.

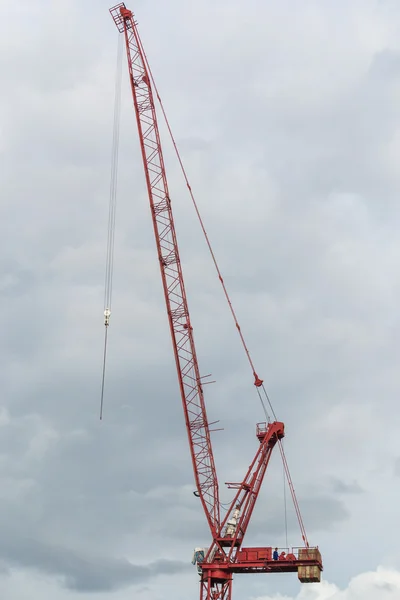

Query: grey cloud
[[1, 0, 400, 598], [0, 532, 189, 592], [246, 492, 350, 542], [369, 49, 400, 80], [373, 581, 397, 593], [298, 495, 350, 532], [330, 478, 364, 495]]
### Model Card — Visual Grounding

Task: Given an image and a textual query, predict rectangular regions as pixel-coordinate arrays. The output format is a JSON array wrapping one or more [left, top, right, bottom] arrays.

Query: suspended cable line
[[283, 443, 288, 548], [100, 33, 123, 420]]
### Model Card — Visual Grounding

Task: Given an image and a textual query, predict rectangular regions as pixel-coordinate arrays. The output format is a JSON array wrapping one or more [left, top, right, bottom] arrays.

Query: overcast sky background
[[1, 0, 400, 598]]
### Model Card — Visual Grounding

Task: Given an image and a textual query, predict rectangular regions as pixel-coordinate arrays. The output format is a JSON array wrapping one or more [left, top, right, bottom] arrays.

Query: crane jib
[[109, 3, 220, 534]]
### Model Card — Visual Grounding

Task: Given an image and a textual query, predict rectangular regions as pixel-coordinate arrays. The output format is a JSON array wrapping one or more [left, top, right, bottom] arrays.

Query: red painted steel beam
[[205, 421, 284, 561], [110, 2, 220, 535], [202, 560, 322, 574]]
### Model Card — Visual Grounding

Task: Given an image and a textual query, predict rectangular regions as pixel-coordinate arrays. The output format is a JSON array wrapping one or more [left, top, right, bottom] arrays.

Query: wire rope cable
[[283, 444, 288, 548], [100, 33, 123, 420]]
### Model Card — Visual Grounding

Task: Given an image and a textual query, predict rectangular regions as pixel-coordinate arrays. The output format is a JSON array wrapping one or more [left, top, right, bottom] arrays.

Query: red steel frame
[[109, 3, 219, 535], [109, 5, 322, 599]]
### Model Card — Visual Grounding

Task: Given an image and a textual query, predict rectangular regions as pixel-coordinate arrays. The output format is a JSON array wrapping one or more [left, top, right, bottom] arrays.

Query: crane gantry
[[108, 4, 323, 599]]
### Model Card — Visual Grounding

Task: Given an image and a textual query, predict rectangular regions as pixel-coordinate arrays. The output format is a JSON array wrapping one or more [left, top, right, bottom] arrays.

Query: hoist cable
[[261, 383, 277, 422], [100, 34, 123, 420], [136, 32, 309, 546], [278, 440, 309, 547], [256, 386, 271, 424], [283, 444, 288, 548], [100, 327, 109, 421], [104, 33, 123, 312]]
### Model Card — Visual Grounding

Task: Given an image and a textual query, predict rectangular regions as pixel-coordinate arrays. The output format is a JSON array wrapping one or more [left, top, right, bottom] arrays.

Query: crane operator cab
[[192, 548, 206, 575]]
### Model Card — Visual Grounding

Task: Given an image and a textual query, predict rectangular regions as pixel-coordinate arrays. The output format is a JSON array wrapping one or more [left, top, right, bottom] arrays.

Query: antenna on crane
[[100, 33, 123, 420]]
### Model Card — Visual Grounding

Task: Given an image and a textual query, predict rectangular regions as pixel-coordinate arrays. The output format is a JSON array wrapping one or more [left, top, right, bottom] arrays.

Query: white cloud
[[253, 567, 400, 600]]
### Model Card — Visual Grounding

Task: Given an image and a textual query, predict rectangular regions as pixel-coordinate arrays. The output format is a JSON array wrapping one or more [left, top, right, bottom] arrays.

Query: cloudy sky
[[1, 0, 400, 598]]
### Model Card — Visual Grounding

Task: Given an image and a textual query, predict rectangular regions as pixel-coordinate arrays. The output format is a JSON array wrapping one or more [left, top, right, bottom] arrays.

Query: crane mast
[[109, 4, 323, 599]]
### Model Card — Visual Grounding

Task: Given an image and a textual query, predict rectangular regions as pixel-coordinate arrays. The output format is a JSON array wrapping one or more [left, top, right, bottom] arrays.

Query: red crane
[[109, 4, 323, 599]]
